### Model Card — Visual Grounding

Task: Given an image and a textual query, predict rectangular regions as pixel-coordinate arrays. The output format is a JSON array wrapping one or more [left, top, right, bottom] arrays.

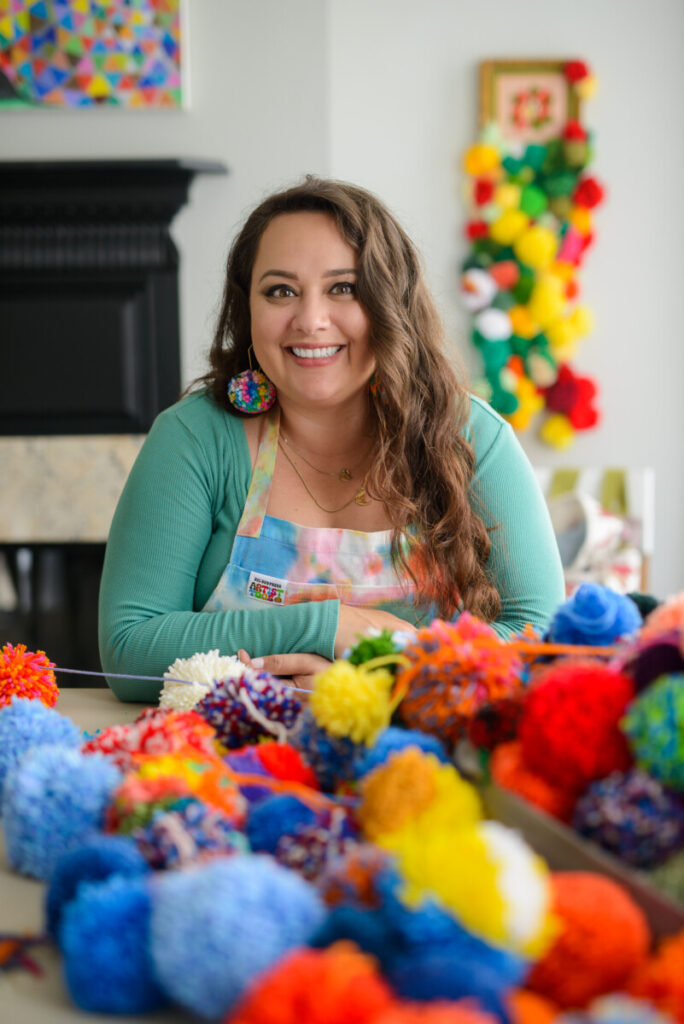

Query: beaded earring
[[227, 346, 277, 414]]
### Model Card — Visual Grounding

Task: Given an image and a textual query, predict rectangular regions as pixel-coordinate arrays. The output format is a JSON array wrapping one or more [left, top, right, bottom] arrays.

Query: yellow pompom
[[514, 225, 559, 270], [546, 318, 579, 358], [575, 73, 598, 100], [359, 747, 482, 843], [506, 376, 544, 431], [568, 304, 595, 337], [310, 660, 395, 745], [568, 206, 593, 236], [540, 413, 575, 449], [490, 209, 529, 246], [508, 304, 540, 339], [463, 143, 500, 176], [528, 275, 566, 329], [548, 260, 575, 282], [494, 182, 521, 210]]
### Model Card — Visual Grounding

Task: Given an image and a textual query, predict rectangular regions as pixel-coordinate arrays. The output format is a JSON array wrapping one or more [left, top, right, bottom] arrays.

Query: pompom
[[60, 874, 165, 1013], [507, 988, 558, 1024], [397, 615, 525, 746], [572, 770, 684, 868], [254, 740, 319, 789], [490, 741, 577, 821], [226, 942, 395, 1024], [291, 707, 361, 791], [519, 662, 634, 794], [354, 726, 449, 779], [621, 674, 684, 789], [466, 696, 523, 751], [310, 659, 396, 745], [82, 706, 218, 772], [0, 642, 57, 707], [149, 855, 325, 1018], [46, 833, 149, 938], [547, 583, 641, 645], [0, 696, 81, 806], [627, 930, 684, 1023], [160, 649, 245, 710], [358, 747, 482, 844], [196, 668, 302, 748], [134, 798, 249, 869], [638, 593, 684, 644], [526, 872, 650, 1008], [247, 794, 319, 854], [319, 843, 392, 908], [514, 225, 558, 270], [3, 746, 121, 879], [621, 631, 684, 693]]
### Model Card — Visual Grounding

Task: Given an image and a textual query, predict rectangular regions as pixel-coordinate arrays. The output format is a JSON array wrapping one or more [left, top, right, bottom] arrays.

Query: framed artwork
[[0, 0, 186, 109], [480, 59, 581, 144]]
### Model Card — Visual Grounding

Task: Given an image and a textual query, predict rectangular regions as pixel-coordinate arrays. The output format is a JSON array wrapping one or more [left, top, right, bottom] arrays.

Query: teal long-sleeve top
[[98, 390, 564, 702]]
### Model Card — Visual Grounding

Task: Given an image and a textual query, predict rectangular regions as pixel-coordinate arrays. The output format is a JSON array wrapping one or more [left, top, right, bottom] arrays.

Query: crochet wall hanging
[[0, 0, 184, 109], [460, 59, 604, 449]]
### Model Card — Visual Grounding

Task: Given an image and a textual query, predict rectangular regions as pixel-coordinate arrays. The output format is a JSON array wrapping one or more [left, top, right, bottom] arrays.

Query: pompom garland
[[0, 643, 57, 707], [0, 696, 81, 805], [526, 872, 650, 1008]]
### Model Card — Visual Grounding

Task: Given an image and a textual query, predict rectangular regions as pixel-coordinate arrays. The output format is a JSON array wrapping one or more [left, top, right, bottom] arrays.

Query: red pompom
[[627, 930, 684, 1023], [255, 741, 319, 789], [519, 662, 634, 794], [466, 220, 490, 240], [568, 377, 599, 429], [562, 120, 588, 141], [565, 61, 590, 83], [573, 177, 605, 209], [542, 364, 579, 414], [474, 179, 496, 206], [526, 872, 650, 1008], [490, 741, 577, 821]]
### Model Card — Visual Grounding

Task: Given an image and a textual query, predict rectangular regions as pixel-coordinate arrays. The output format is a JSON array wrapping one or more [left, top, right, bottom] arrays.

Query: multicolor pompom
[[621, 674, 684, 790], [82, 706, 218, 772], [196, 668, 302, 748], [0, 642, 57, 707]]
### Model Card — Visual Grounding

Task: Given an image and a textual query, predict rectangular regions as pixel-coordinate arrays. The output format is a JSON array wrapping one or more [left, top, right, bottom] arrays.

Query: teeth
[[291, 346, 341, 359]]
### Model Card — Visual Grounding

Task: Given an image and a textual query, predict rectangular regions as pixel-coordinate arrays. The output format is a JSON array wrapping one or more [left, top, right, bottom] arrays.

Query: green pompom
[[520, 185, 548, 218], [512, 266, 535, 304], [491, 290, 515, 311], [348, 630, 398, 667], [523, 143, 547, 171]]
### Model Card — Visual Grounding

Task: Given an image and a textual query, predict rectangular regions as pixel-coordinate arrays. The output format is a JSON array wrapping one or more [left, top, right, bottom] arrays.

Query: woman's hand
[[334, 603, 417, 658], [237, 649, 330, 692]]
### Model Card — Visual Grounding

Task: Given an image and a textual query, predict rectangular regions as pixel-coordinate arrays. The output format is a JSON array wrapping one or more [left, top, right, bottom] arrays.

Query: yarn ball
[[196, 667, 302, 748], [134, 797, 249, 869], [60, 873, 165, 1013], [647, 848, 684, 908], [0, 696, 81, 806], [621, 674, 684, 789], [310, 659, 397, 746], [358, 747, 482, 844], [247, 794, 319, 854], [627, 930, 684, 1023], [490, 741, 577, 821], [0, 642, 57, 707], [507, 988, 558, 1024], [381, 819, 554, 958], [160, 649, 245, 710], [621, 631, 684, 693], [572, 770, 684, 868], [555, 995, 677, 1023], [526, 872, 650, 1008], [226, 942, 395, 1024], [291, 706, 361, 791], [46, 833, 149, 939], [547, 583, 641, 645], [2, 745, 121, 879], [82, 706, 218, 772], [149, 854, 325, 1018], [354, 726, 449, 779], [398, 615, 525, 746], [519, 662, 634, 794]]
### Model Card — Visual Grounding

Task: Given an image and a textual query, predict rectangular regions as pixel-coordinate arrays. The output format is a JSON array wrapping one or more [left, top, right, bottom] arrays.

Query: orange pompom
[[0, 643, 57, 708], [508, 988, 558, 1024], [490, 742, 576, 821], [256, 741, 319, 790], [627, 930, 684, 1023], [526, 872, 650, 1008], [226, 942, 394, 1024], [372, 1003, 499, 1024]]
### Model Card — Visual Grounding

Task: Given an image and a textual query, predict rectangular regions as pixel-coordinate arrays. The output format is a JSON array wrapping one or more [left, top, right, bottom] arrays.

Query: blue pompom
[[149, 854, 325, 1018], [0, 697, 81, 807], [354, 726, 448, 778], [547, 582, 641, 645], [290, 708, 360, 791], [388, 950, 513, 1022], [309, 904, 400, 970], [2, 746, 121, 879], [46, 834, 149, 938], [60, 874, 166, 1013], [246, 794, 318, 854]]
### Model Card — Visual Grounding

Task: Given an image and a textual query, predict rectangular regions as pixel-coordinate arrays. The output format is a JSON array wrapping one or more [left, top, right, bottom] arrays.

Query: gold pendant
[[355, 488, 369, 507], [339, 468, 352, 481]]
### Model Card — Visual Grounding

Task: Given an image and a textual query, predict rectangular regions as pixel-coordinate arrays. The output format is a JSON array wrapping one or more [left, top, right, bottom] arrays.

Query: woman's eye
[[265, 284, 296, 298], [330, 281, 356, 296]]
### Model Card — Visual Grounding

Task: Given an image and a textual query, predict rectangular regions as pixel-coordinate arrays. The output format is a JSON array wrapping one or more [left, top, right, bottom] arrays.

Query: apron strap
[[237, 406, 280, 539]]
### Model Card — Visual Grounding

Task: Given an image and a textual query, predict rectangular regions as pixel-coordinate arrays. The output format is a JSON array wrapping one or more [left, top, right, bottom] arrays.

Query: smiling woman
[[98, 176, 565, 702]]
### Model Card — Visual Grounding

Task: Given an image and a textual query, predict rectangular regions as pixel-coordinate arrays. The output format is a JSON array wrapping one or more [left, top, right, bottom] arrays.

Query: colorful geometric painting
[[0, 0, 183, 108]]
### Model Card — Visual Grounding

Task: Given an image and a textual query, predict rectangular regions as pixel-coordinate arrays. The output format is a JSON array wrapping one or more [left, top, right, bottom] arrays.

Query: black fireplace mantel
[[0, 158, 228, 435]]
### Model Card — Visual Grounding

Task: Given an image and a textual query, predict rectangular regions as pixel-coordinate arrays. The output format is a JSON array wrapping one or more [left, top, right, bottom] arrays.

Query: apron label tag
[[247, 571, 288, 605]]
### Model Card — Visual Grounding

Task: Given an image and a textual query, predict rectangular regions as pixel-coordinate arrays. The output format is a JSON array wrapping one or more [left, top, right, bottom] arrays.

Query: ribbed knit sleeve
[[98, 393, 340, 702]]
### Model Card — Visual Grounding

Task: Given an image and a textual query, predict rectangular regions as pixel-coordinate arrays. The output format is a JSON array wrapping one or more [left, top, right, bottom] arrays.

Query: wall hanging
[[460, 59, 604, 449], [0, 0, 184, 108]]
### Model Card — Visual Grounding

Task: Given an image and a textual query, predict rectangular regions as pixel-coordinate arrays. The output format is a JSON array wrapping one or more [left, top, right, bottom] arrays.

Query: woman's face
[[249, 212, 375, 410]]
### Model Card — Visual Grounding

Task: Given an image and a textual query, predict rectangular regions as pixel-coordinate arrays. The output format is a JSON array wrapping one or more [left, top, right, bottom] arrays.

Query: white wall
[[2, 0, 683, 597]]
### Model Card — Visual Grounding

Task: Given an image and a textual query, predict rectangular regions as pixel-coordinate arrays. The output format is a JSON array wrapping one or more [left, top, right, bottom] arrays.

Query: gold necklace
[[280, 431, 369, 482], [278, 439, 370, 513]]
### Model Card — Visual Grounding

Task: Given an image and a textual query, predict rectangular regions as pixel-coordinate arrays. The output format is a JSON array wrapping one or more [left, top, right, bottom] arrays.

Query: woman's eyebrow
[[258, 267, 357, 283]]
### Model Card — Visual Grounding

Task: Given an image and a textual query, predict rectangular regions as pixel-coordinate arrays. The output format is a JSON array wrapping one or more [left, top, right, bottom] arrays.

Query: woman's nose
[[291, 293, 330, 335]]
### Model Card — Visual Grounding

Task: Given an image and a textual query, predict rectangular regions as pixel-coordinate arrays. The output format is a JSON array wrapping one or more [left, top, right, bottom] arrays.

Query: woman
[[99, 177, 564, 702]]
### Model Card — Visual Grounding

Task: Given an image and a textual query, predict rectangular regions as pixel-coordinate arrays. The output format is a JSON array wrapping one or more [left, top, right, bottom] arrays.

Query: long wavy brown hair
[[197, 176, 500, 622]]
